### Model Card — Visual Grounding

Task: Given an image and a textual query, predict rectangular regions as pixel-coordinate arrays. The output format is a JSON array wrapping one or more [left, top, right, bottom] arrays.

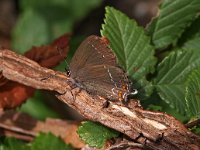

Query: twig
[[0, 110, 84, 148], [1, 49, 200, 150]]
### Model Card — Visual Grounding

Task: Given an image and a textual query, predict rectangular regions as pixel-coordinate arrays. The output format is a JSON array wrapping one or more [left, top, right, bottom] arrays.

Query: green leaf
[[21, 0, 102, 37], [77, 121, 119, 148], [20, 0, 101, 21], [143, 92, 188, 121], [148, 0, 200, 49], [101, 6, 157, 98], [0, 133, 73, 150], [13, 0, 102, 53], [156, 84, 186, 115], [32, 133, 73, 150], [20, 0, 69, 9], [178, 16, 200, 45], [190, 125, 200, 135], [154, 49, 200, 116], [185, 67, 200, 118], [18, 90, 60, 120], [12, 9, 49, 54], [147, 104, 163, 111], [182, 37, 200, 50], [67, 0, 102, 20], [0, 138, 30, 150]]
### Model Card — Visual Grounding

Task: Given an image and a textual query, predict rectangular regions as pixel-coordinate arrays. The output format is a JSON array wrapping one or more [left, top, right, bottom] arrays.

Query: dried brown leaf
[[0, 33, 71, 109], [25, 33, 71, 68], [0, 81, 35, 108], [0, 110, 84, 148]]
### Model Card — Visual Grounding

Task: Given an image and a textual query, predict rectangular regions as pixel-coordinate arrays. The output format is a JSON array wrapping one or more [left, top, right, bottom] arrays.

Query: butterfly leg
[[69, 88, 82, 102], [102, 100, 110, 108], [135, 133, 144, 141], [66, 79, 82, 101], [122, 95, 129, 107], [40, 73, 56, 81]]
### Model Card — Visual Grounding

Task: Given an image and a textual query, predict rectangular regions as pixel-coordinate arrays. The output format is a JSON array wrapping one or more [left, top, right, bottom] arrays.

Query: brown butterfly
[[69, 35, 137, 102]]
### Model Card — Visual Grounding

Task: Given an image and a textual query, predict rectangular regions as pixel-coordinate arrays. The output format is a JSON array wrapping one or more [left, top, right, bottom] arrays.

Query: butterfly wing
[[70, 35, 116, 74], [70, 35, 129, 101], [78, 65, 129, 100]]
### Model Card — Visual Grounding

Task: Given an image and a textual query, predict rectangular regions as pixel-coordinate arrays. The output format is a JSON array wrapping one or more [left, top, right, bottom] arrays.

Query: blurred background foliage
[[12, 0, 102, 53]]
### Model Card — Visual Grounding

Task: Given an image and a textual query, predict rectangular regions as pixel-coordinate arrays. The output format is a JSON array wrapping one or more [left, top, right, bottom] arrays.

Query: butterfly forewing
[[69, 35, 130, 101]]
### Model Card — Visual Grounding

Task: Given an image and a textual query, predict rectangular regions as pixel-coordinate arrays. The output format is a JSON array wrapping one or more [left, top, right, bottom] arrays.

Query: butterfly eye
[[66, 70, 71, 77]]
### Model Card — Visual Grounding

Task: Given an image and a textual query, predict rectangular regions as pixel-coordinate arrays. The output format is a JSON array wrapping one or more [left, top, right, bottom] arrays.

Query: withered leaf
[[0, 110, 84, 149], [0, 33, 71, 109], [0, 81, 35, 108], [25, 33, 71, 67]]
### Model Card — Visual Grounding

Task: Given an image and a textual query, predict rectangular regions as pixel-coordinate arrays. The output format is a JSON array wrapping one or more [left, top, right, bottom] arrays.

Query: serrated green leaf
[[101, 6, 157, 98], [156, 84, 186, 115], [32, 133, 73, 150], [12, 9, 49, 54], [146, 17, 158, 37], [185, 67, 200, 118], [77, 121, 119, 148], [154, 49, 200, 116], [178, 16, 200, 45], [143, 92, 188, 121], [182, 37, 200, 50], [155, 50, 193, 83], [148, 0, 200, 49]]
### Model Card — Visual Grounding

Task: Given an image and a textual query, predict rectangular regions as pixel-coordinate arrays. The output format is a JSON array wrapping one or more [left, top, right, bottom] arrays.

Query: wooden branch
[[1, 49, 200, 150], [106, 138, 143, 150]]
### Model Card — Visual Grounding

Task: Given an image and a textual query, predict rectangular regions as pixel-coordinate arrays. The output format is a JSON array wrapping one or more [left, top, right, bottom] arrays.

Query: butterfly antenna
[[57, 46, 71, 76], [129, 81, 138, 95], [131, 89, 138, 95]]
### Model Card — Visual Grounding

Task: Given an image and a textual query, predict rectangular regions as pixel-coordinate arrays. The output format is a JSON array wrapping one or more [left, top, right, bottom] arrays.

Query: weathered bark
[[1, 49, 200, 150]]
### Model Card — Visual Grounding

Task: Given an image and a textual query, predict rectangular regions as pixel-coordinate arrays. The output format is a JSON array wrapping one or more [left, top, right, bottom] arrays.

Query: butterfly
[[69, 35, 137, 103]]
